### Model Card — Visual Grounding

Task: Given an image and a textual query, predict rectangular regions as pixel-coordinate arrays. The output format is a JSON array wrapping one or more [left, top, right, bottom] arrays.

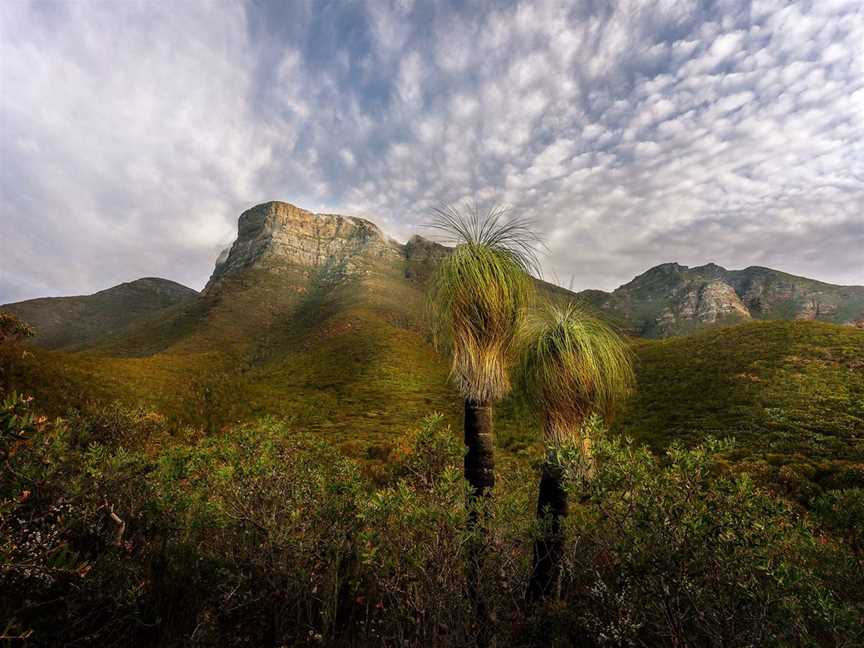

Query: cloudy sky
[[1, 0, 862, 303]]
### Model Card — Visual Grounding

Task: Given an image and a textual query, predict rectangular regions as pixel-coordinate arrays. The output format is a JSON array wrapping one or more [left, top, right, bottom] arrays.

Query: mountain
[[2, 202, 460, 451], [2, 200, 862, 492], [578, 262, 864, 337], [7, 204, 862, 350], [0, 277, 198, 350]]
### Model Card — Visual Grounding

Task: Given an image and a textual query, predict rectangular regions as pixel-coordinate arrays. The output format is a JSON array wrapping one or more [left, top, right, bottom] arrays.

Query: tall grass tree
[[427, 203, 540, 637], [520, 302, 634, 603], [427, 204, 540, 504]]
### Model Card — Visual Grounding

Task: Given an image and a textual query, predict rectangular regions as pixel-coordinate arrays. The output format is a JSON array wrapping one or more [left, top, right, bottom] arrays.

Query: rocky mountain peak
[[643, 262, 687, 277], [404, 235, 451, 282], [584, 260, 864, 336], [206, 201, 401, 289], [693, 262, 726, 278]]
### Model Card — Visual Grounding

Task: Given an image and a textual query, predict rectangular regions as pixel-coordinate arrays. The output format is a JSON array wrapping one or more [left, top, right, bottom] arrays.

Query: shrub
[[0, 311, 33, 345], [1, 399, 861, 646], [539, 434, 862, 647], [388, 412, 463, 489]]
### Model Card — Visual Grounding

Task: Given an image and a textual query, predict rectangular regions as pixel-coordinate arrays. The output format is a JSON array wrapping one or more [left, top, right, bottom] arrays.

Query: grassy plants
[[425, 202, 541, 637], [519, 303, 634, 446], [518, 303, 635, 603], [426, 203, 540, 500], [427, 204, 540, 404]]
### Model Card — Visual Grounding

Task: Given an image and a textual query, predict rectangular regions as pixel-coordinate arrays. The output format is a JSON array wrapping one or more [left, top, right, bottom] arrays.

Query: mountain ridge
[[576, 260, 864, 336], [0, 277, 198, 350], [4, 201, 863, 350]]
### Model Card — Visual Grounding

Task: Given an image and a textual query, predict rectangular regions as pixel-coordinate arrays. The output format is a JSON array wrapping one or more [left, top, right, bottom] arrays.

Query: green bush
[[1, 399, 861, 646], [547, 435, 862, 647]]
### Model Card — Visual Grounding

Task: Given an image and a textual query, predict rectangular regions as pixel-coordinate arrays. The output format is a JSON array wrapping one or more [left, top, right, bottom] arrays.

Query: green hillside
[[4, 310, 862, 498], [613, 320, 864, 498], [1, 278, 198, 350], [1, 215, 463, 467]]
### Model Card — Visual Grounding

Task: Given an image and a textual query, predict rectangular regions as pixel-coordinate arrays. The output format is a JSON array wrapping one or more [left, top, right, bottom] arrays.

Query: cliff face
[[581, 263, 864, 336], [656, 280, 751, 331], [205, 201, 401, 290]]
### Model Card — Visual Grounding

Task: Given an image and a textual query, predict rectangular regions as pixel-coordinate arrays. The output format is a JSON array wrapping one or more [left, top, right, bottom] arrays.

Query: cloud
[[1, 0, 862, 304]]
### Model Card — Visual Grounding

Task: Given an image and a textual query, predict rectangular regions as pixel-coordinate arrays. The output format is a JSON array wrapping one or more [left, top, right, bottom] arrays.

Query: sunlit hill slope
[[2, 200, 862, 494]]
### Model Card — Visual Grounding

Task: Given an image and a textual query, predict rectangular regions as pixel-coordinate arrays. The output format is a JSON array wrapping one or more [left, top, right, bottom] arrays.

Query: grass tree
[[521, 302, 635, 603], [428, 204, 540, 506]]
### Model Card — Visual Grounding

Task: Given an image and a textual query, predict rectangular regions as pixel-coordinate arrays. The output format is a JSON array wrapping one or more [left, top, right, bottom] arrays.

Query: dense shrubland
[[2, 396, 861, 646]]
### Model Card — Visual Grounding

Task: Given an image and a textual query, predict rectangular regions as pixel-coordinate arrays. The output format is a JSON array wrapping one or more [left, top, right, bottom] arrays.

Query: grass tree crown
[[520, 302, 635, 445], [427, 204, 542, 403]]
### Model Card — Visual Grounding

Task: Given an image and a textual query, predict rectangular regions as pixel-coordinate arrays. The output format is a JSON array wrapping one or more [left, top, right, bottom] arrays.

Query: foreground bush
[[1, 402, 861, 646], [545, 435, 863, 646]]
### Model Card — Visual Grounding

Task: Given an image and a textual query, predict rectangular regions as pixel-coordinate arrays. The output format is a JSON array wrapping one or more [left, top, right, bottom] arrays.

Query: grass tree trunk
[[464, 399, 495, 645], [527, 456, 568, 604], [464, 399, 495, 502]]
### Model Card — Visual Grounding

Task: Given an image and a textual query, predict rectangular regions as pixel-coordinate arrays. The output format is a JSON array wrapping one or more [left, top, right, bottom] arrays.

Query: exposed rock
[[655, 280, 751, 332], [213, 245, 231, 276], [696, 281, 751, 323], [404, 235, 450, 281], [795, 295, 838, 321], [206, 201, 401, 289], [589, 261, 862, 337]]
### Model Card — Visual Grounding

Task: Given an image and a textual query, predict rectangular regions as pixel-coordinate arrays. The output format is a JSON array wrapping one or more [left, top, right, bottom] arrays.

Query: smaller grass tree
[[520, 302, 635, 603]]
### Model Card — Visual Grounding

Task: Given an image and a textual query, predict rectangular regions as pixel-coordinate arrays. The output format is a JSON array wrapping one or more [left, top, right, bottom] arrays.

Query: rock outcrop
[[581, 262, 864, 337], [657, 280, 751, 332], [403, 235, 450, 282], [205, 201, 401, 290]]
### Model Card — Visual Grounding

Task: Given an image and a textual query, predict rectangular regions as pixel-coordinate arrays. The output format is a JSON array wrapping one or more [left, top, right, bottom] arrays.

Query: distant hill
[[1, 278, 198, 350], [577, 262, 864, 337]]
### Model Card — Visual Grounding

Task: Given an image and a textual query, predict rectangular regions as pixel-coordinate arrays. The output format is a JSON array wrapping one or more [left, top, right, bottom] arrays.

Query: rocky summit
[[205, 201, 402, 291], [579, 262, 864, 336]]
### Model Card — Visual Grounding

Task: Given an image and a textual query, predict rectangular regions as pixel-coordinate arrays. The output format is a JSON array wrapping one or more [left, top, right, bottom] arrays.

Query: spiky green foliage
[[520, 302, 635, 445], [427, 204, 540, 402]]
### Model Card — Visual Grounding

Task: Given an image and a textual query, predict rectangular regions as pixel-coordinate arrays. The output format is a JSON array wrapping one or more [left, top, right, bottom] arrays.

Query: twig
[[100, 497, 126, 547]]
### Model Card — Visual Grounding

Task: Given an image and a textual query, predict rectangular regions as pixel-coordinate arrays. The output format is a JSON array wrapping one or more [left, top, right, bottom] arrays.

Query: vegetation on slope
[[0, 250, 463, 471], [3, 307, 862, 502], [1, 278, 198, 350], [613, 320, 864, 502]]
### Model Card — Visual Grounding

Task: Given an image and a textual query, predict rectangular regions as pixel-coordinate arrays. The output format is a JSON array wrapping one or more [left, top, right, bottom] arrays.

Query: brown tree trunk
[[464, 399, 495, 645], [527, 457, 568, 604], [464, 399, 495, 501]]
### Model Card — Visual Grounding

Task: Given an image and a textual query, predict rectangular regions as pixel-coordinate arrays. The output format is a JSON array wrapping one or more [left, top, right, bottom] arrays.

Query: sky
[[1, 0, 862, 303]]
